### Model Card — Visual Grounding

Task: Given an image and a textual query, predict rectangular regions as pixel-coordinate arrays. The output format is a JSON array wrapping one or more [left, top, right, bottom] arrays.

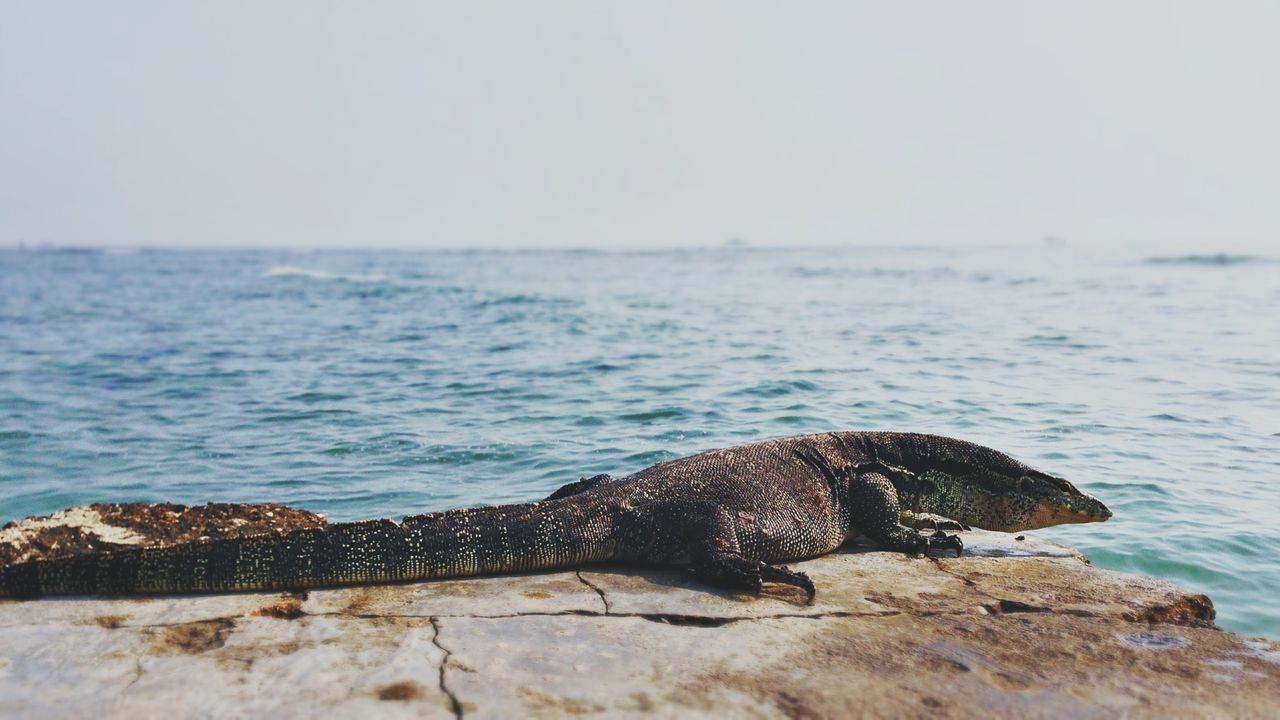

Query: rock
[[0, 502, 326, 566], [0, 506, 1277, 718]]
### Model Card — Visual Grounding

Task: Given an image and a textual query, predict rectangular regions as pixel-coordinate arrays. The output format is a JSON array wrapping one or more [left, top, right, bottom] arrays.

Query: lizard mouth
[[1032, 498, 1112, 527]]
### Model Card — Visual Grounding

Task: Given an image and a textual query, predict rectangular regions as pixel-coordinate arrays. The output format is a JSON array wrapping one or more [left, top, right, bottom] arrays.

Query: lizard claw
[[759, 563, 816, 603], [927, 530, 964, 557]]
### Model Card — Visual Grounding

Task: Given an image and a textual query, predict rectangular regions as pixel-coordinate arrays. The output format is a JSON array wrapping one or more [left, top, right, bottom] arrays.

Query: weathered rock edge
[[0, 507, 1277, 719], [0, 502, 326, 566]]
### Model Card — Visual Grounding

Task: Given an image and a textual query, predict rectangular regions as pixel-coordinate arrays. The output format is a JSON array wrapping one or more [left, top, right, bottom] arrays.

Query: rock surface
[[1, 508, 1278, 719]]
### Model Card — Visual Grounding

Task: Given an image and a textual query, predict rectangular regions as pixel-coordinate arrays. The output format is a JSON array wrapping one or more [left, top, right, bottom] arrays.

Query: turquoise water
[[1, 246, 1277, 638]]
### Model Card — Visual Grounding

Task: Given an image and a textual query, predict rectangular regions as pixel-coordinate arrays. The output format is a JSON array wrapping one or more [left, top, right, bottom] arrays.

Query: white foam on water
[[263, 265, 387, 282]]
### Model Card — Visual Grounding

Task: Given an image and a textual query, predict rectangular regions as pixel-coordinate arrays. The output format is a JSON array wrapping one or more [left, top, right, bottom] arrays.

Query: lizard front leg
[[852, 473, 963, 557]]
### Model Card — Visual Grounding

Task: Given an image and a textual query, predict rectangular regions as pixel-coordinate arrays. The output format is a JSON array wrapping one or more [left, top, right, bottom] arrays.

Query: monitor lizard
[[0, 431, 1111, 599]]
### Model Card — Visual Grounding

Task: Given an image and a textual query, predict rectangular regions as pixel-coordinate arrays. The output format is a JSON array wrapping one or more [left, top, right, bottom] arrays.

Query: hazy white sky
[[1, 2, 1277, 250]]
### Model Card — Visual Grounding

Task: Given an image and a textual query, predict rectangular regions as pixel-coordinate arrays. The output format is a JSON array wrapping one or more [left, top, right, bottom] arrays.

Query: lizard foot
[[759, 563, 816, 603], [925, 530, 964, 557], [688, 553, 763, 594], [690, 552, 816, 602]]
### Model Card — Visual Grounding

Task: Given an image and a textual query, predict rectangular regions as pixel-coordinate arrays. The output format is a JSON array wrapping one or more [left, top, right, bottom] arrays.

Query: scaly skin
[[0, 431, 1111, 599]]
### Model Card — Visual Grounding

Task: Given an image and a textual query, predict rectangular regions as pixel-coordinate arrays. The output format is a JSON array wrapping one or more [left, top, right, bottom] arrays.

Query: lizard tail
[[0, 500, 613, 598]]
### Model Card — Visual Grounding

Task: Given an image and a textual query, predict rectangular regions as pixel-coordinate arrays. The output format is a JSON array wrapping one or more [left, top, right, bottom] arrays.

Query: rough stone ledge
[[1, 522, 1276, 718]]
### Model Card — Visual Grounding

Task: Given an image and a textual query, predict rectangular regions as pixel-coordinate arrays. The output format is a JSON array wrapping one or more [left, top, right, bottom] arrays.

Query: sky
[[1, 1, 1277, 251]]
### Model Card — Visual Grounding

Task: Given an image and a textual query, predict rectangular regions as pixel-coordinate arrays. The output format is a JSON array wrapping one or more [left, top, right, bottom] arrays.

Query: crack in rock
[[117, 654, 145, 706], [633, 610, 896, 626], [94, 601, 1197, 629], [575, 570, 611, 614], [429, 617, 464, 720], [927, 558, 1048, 618], [929, 558, 1007, 604]]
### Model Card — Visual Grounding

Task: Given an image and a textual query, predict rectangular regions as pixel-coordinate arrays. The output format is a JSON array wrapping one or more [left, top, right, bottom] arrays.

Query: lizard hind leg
[[682, 508, 816, 602]]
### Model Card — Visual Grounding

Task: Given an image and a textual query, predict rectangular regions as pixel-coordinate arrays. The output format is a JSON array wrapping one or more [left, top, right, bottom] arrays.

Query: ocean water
[[0, 246, 1276, 638]]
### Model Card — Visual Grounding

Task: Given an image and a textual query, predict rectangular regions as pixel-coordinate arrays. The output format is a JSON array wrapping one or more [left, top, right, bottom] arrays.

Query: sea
[[1, 245, 1276, 638]]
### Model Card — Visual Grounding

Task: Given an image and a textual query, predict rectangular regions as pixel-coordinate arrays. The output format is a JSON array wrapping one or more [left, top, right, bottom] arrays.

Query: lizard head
[[893, 434, 1112, 532]]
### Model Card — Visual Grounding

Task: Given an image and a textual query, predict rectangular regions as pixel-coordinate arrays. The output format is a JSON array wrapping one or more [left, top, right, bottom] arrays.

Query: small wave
[[322, 434, 419, 456], [790, 266, 844, 278], [648, 428, 715, 442], [287, 391, 352, 404], [486, 342, 529, 353], [618, 407, 688, 423], [416, 445, 522, 465], [730, 380, 821, 398], [1144, 254, 1272, 267], [34, 246, 101, 255], [261, 409, 359, 423], [564, 359, 627, 373], [263, 266, 387, 282], [471, 293, 579, 309], [477, 293, 541, 306], [771, 414, 830, 426], [622, 449, 678, 465], [0, 430, 36, 441], [1021, 334, 1103, 350], [1148, 412, 1207, 424], [789, 266, 959, 280]]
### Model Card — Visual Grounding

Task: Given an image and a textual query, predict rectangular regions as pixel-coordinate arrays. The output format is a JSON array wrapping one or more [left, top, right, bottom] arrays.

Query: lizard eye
[[1017, 475, 1035, 490]]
